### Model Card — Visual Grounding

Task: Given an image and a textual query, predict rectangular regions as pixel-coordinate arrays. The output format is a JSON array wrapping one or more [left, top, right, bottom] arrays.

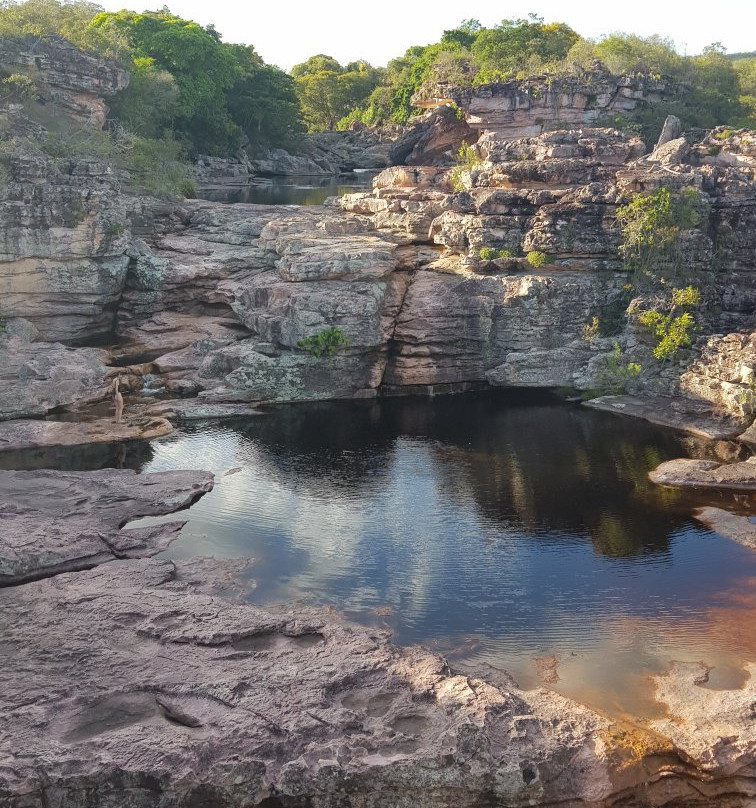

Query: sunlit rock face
[[418, 72, 674, 133], [92, 127, 752, 439], [0, 31, 751, 440]]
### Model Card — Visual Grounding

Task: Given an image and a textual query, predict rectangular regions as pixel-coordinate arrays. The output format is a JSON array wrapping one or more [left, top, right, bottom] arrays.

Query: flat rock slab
[[583, 395, 745, 439], [649, 458, 756, 491], [694, 506, 756, 550], [143, 400, 265, 421], [0, 416, 173, 452], [0, 468, 213, 585], [1, 555, 753, 807]]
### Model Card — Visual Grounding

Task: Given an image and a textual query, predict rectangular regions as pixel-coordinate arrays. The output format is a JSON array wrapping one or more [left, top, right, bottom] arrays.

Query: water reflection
[[9, 391, 754, 718], [0, 438, 153, 472], [197, 172, 377, 206]]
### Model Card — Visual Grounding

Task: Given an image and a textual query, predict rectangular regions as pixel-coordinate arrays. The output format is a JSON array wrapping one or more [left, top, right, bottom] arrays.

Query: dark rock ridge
[[0, 468, 214, 585], [0, 467, 752, 807]]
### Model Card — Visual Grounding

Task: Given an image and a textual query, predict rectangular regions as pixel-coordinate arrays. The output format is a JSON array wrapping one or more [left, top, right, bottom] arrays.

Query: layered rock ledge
[[649, 457, 756, 491], [0, 468, 214, 585]]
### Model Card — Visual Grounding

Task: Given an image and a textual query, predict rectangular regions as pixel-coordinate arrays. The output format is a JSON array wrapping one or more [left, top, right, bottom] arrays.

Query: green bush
[[297, 327, 350, 358], [581, 316, 599, 342], [479, 246, 515, 260], [634, 286, 700, 361], [526, 250, 550, 267], [615, 187, 702, 287], [598, 342, 642, 393]]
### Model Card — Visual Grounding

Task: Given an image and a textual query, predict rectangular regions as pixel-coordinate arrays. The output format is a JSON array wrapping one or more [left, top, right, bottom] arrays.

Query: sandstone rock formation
[[412, 70, 675, 139], [397, 71, 676, 164], [0, 35, 128, 127], [0, 36, 752, 448], [694, 506, 756, 550], [0, 414, 173, 452], [0, 467, 214, 585], [0, 330, 109, 419]]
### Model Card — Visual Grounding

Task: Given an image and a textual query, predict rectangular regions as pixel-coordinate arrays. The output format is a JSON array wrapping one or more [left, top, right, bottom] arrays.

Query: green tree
[[225, 43, 303, 151], [472, 16, 579, 82], [291, 54, 379, 131], [106, 56, 179, 138], [90, 9, 240, 153], [0, 0, 129, 56]]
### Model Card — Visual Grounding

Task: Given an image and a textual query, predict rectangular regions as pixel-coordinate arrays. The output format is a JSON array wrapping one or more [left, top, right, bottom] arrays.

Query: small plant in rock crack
[[297, 327, 349, 358]]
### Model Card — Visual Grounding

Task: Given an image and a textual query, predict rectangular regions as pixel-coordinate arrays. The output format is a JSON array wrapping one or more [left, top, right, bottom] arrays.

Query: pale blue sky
[[94, 0, 756, 70]]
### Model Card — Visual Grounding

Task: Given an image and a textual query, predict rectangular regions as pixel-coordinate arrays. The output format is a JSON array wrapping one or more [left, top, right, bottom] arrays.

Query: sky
[[92, 0, 756, 70]]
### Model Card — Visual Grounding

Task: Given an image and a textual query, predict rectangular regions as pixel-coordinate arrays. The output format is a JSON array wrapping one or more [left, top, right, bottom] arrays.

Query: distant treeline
[[0, 0, 302, 155], [331, 16, 756, 138], [0, 1, 754, 159]]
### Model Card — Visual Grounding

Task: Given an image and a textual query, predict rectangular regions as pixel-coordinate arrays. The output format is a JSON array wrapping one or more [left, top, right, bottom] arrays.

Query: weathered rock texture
[[694, 506, 756, 550], [0, 549, 753, 807], [0, 413, 173, 452], [397, 70, 676, 164], [0, 331, 109, 419], [0, 152, 134, 342], [0, 467, 214, 585], [0, 35, 128, 127], [0, 36, 753, 445]]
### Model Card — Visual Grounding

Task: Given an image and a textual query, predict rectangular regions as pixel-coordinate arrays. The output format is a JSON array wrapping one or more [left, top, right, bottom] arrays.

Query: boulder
[[0, 336, 109, 420], [389, 105, 473, 166], [649, 457, 756, 490]]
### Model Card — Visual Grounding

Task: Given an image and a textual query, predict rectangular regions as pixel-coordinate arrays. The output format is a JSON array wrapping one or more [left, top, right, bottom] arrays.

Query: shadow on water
[[5, 390, 755, 719], [0, 438, 153, 472]]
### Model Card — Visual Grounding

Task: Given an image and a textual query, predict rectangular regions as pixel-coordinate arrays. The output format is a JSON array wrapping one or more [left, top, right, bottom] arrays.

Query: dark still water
[[119, 392, 756, 718], [197, 172, 377, 205]]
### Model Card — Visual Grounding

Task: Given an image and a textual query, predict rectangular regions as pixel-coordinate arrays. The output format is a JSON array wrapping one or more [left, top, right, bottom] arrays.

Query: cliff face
[[0, 35, 128, 127], [1, 126, 754, 443], [0, 37, 752, 445], [388, 71, 677, 166], [412, 71, 674, 140], [92, 126, 753, 442]]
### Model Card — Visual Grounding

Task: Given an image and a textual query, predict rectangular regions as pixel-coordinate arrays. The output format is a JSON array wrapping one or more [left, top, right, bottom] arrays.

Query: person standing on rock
[[112, 376, 124, 424]]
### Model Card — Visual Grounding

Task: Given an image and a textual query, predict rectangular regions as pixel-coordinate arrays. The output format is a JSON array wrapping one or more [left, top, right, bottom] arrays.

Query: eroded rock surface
[[410, 71, 675, 149], [0, 333, 109, 421], [694, 506, 756, 550], [1, 552, 753, 807], [0, 468, 213, 585], [0, 35, 128, 127], [0, 40, 752, 444]]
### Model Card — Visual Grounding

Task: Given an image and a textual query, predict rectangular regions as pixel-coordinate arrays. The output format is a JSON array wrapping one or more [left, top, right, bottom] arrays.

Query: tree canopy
[[290, 54, 380, 131], [0, 0, 303, 155], [0, 1, 753, 156]]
